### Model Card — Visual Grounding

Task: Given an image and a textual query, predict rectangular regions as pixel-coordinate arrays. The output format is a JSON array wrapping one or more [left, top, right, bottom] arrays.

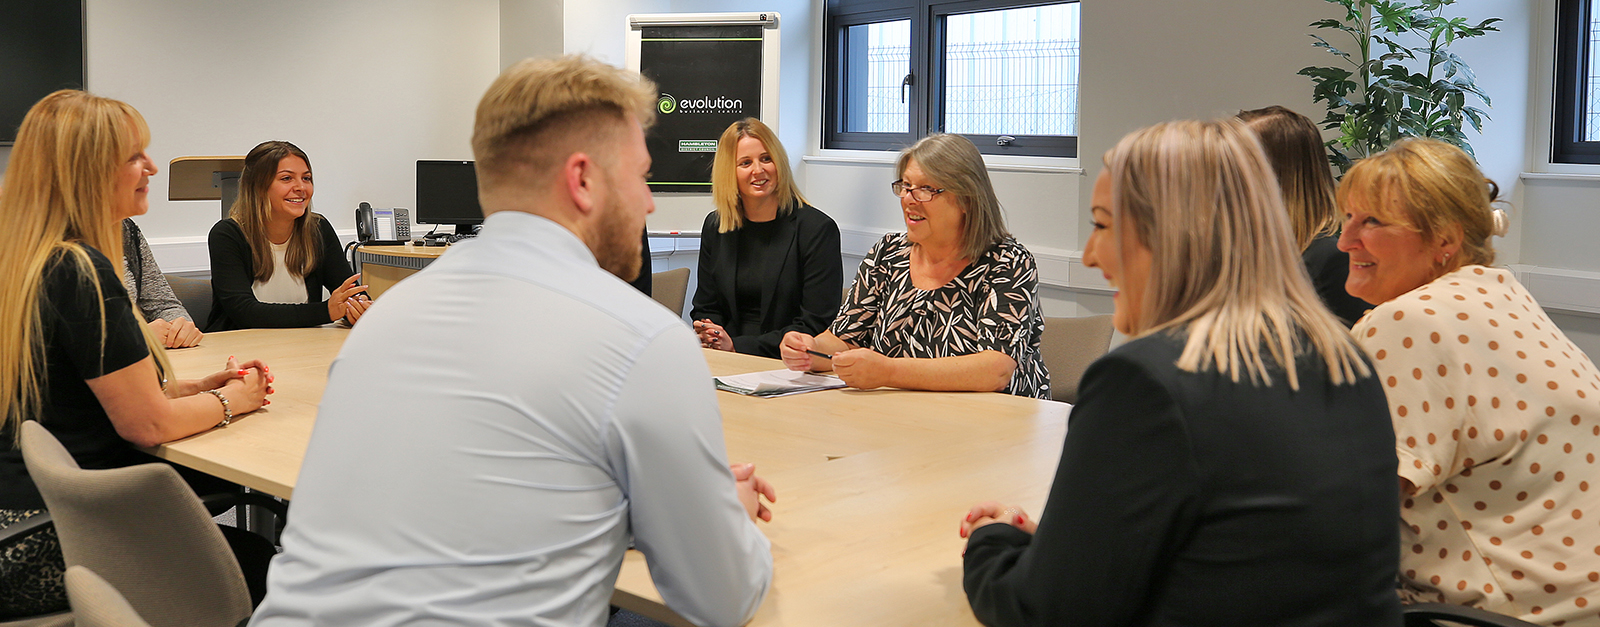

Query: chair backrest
[[1402, 603, 1542, 627], [651, 268, 691, 317], [162, 274, 212, 329], [64, 567, 152, 627], [20, 422, 252, 627], [1040, 315, 1116, 404]]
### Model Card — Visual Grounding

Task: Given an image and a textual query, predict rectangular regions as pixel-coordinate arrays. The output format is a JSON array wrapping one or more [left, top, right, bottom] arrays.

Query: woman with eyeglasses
[[779, 134, 1049, 398], [689, 118, 842, 358]]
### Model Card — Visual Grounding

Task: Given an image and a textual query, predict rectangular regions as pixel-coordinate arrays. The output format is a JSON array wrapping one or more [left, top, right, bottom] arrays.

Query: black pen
[[805, 349, 833, 359]]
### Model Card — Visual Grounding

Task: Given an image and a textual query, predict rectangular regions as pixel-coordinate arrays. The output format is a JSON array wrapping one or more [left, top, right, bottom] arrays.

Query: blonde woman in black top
[[960, 120, 1398, 626], [690, 118, 841, 358], [0, 90, 273, 615]]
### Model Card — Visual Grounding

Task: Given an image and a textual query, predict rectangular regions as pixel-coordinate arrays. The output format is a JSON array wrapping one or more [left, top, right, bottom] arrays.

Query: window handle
[[901, 73, 914, 104]]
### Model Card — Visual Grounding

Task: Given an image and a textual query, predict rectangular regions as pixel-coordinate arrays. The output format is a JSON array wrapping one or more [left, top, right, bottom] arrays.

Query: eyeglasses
[[890, 180, 946, 202]]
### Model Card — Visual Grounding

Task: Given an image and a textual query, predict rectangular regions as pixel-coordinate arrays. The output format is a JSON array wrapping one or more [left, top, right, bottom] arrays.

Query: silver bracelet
[[202, 389, 233, 428]]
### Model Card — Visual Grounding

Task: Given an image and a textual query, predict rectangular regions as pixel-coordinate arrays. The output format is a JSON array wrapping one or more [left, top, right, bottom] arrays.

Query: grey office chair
[[1403, 603, 1541, 627], [162, 274, 213, 330], [651, 268, 691, 317], [21, 421, 254, 627], [64, 567, 151, 627], [1039, 315, 1116, 404]]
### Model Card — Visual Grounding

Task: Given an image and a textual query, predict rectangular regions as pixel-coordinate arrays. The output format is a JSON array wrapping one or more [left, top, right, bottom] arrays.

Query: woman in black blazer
[[206, 141, 369, 332], [691, 118, 841, 358], [959, 120, 1401, 626]]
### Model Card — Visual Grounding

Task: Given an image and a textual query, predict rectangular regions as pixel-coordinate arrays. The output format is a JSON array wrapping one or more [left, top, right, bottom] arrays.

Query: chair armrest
[[0, 511, 52, 551], [1403, 603, 1542, 627]]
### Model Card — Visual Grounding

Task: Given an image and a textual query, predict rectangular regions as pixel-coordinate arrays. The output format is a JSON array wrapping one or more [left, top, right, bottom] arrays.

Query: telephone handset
[[356, 202, 411, 245]]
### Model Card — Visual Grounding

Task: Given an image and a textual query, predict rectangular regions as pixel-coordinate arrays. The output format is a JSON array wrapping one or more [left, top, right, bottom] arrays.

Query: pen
[[805, 349, 833, 359]]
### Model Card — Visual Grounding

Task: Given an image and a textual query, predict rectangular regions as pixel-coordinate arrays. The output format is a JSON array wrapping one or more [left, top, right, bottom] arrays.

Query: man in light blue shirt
[[249, 55, 775, 627]]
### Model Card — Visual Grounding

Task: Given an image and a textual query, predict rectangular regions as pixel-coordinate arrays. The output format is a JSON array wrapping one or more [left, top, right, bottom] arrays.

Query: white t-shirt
[[251, 241, 308, 304]]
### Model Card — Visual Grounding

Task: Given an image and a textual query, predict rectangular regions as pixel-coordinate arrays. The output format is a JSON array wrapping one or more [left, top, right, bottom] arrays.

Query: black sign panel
[[638, 25, 763, 194]]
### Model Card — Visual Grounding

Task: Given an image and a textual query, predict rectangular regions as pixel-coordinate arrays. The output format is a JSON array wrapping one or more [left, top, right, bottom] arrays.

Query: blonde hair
[[1106, 119, 1370, 389], [0, 90, 171, 445], [896, 134, 1010, 260], [1238, 106, 1339, 251], [1336, 137, 1501, 269], [472, 55, 657, 191], [710, 118, 807, 233], [228, 141, 323, 282]]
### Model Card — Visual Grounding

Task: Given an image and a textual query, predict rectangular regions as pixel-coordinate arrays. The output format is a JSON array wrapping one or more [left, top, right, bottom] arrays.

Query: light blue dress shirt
[[249, 211, 772, 627]]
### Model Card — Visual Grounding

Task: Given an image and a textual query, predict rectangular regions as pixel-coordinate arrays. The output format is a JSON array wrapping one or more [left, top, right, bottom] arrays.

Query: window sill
[[1521, 171, 1600, 182], [803, 151, 1082, 174]]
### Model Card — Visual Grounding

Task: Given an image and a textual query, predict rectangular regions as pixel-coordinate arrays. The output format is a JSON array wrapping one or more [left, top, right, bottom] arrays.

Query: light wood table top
[[147, 327, 349, 499], [149, 329, 1070, 626]]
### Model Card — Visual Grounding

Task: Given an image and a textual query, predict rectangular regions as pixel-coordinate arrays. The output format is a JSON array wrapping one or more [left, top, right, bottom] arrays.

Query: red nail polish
[[1014, 515, 1025, 526]]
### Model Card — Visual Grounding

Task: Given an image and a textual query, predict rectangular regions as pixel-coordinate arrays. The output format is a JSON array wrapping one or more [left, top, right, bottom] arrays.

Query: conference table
[[152, 327, 1071, 626]]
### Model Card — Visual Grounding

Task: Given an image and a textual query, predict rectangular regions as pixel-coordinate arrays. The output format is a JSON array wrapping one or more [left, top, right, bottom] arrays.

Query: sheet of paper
[[714, 369, 847, 398]]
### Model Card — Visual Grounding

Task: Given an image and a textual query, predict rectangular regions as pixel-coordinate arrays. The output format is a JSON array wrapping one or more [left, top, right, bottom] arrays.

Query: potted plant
[[1299, 0, 1501, 173]]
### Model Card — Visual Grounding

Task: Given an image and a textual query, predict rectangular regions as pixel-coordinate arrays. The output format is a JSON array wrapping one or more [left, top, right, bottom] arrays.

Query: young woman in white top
[[206, 141, 368, 331]]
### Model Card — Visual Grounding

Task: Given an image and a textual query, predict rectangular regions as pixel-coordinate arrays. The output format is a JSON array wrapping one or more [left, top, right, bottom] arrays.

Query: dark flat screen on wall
[[0, 0, 86, 145]]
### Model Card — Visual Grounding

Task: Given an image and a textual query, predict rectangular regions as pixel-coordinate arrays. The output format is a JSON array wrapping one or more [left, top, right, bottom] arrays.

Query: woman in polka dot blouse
[[1341, 138, 1600, 626]]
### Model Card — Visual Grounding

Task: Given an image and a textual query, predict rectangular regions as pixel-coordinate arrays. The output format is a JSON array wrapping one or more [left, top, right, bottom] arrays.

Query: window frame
[[823, 0, 1079, 157], [1553, 0, 1600, 163]]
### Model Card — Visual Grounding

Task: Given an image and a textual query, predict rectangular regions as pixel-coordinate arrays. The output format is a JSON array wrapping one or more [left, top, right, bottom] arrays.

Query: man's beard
[[592, 193, 642, 282]]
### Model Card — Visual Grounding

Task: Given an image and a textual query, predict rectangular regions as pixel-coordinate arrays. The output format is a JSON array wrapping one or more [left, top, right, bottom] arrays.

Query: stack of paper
[[714, 369, 847, 398]]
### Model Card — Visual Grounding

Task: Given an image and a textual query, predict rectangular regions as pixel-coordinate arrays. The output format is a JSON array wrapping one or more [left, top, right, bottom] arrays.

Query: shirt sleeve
[[828, 234, 894, 347], [207, 219, 334, 329], [609, 326, 772, 627], [312, 216, 355, 296], [42, 248, 150, 380], [1353, 302, 1485, 494], [964, 350, 1198, 626], [125, 224, 191, 322]]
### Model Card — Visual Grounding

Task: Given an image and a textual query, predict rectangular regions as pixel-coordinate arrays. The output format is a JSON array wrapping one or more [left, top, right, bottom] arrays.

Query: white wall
[[502, 0, 564, 68], [86, 0, 499, 271]]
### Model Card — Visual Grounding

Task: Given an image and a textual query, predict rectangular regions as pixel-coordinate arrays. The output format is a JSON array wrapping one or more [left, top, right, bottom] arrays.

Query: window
[[825, 0, 1079, 157], [1553, 0, 1600, 163]]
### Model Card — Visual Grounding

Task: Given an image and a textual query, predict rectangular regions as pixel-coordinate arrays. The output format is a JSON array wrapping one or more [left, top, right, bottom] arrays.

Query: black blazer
[[963, 331, 1402, 627], [206, 215, 354, 331], [690, 204, 842, 358]]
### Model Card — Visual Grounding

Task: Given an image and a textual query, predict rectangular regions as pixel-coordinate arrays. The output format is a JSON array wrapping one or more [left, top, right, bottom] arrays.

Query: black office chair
[[1403, 603, 1541, 627]]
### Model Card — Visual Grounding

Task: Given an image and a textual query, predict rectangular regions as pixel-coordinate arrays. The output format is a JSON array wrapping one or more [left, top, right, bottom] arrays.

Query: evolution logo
[[656, 93, 744, 114]]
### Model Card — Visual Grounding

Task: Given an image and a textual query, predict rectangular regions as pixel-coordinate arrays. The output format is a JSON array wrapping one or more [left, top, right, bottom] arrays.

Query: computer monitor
[[415, 160, 484, 235]]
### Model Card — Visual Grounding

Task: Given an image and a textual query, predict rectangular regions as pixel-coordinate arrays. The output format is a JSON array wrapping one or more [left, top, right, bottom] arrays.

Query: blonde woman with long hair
[[0, 91, 273, 614], [689, 118, 841, 358], [959, 120, 1400, 626], [206, 140, 367, 331]]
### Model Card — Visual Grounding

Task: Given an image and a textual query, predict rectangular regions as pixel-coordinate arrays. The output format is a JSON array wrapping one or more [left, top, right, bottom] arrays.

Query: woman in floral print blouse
[[779, 134, 1049, 399]]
